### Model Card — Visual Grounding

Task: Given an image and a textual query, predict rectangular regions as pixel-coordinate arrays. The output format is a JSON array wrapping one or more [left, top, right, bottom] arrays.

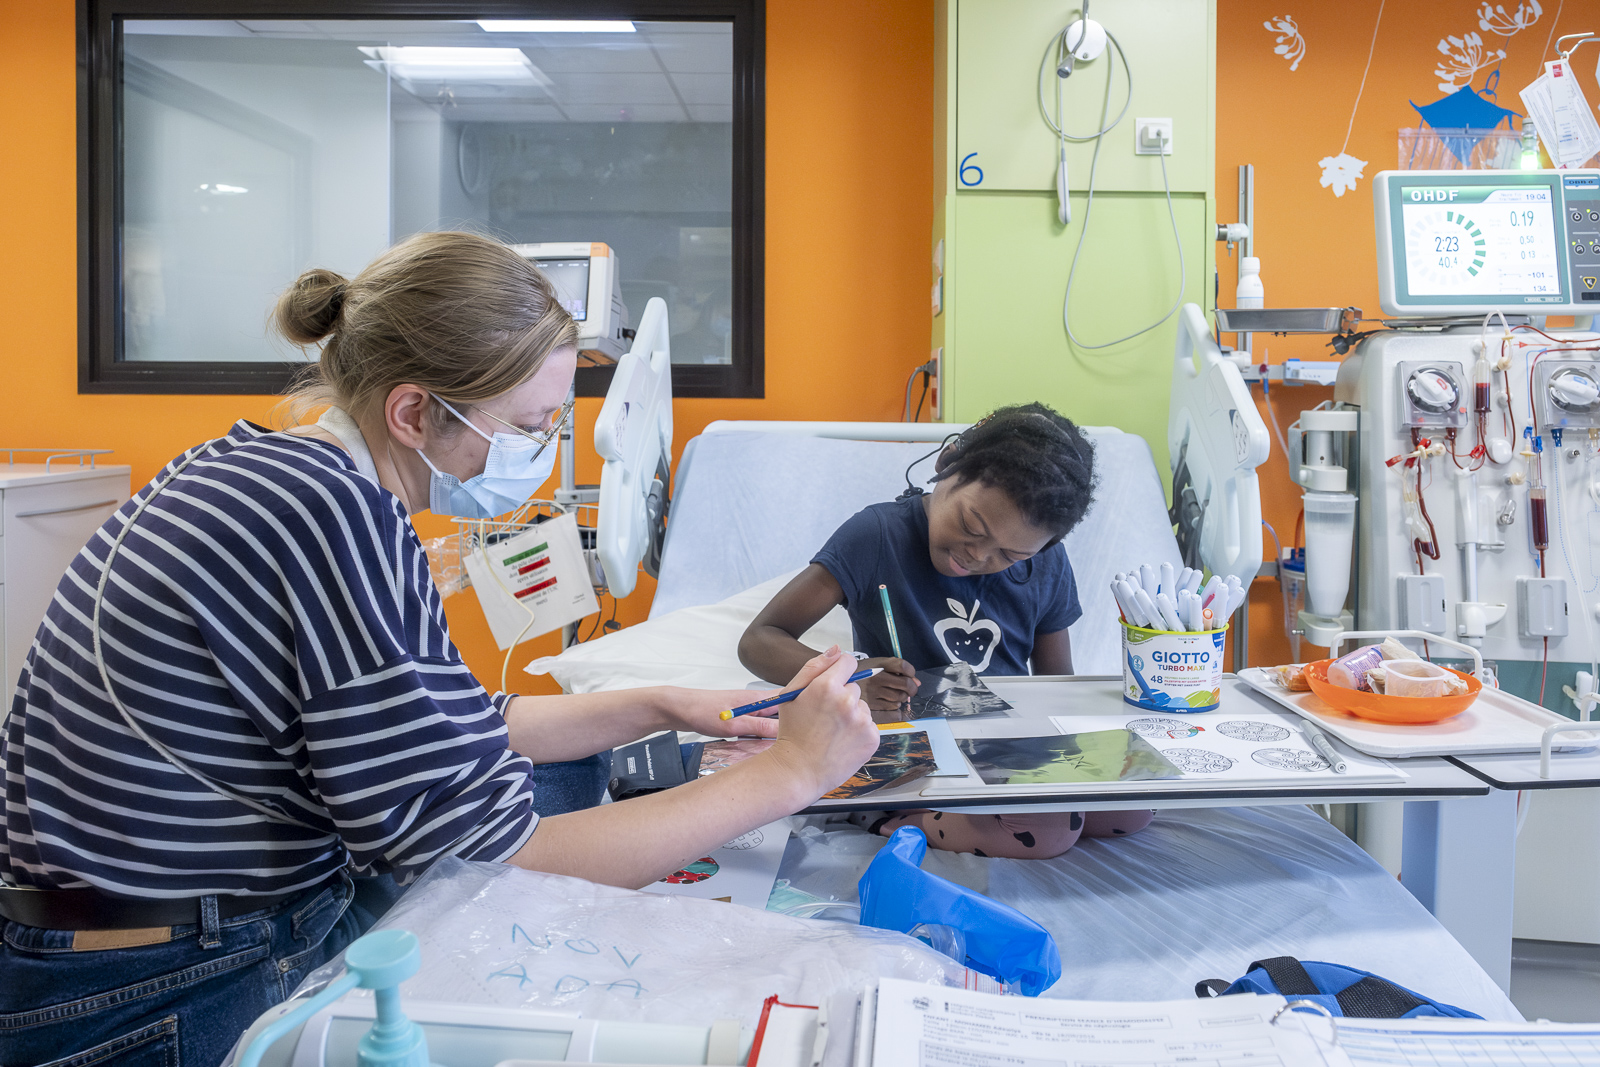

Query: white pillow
[[523, 570, 854, 694]]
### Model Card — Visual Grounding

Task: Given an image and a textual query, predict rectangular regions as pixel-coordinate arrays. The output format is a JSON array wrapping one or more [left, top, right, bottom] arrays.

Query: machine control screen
[[534, 257, 591, 321], [1376, 169, 1600, 315], [1400, 184, 1560, 297]]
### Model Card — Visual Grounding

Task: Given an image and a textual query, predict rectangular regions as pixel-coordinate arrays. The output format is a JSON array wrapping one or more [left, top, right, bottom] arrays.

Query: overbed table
[[803, 674, 1523, 991]]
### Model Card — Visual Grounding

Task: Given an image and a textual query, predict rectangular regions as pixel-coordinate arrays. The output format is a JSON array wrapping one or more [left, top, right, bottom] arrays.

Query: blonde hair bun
[[274, 232, 577, 427], [275, 268, 349, 345]]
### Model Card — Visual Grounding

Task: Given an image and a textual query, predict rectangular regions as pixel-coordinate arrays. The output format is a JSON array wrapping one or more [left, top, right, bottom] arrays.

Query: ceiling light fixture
[[358, 46, 546, 85], [477, 20, 636, 33]]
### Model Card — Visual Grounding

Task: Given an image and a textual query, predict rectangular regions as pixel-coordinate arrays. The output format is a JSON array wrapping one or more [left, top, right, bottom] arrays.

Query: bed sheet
[[779, 804, 1519, 1020], [652, 429, 1182, 675]]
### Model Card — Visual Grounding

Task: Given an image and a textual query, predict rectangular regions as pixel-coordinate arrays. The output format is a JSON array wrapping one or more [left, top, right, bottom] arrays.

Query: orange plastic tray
[[1303, 659, 1480, 724]]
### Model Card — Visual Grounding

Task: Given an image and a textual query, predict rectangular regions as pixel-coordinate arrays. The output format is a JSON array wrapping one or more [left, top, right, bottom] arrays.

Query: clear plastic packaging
[[421, 535, 471, 598], [293, 856, 956, 1031], [1269, 663, 1311, 692], [1383, 660, 1456, 699]]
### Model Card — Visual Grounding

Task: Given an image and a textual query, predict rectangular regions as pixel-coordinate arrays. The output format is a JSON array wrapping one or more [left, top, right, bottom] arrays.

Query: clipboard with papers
[[747, 978, 1600, 1067]]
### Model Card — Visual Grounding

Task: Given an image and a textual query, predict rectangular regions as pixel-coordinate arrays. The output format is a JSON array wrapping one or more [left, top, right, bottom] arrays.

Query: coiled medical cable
[[92, 447, 321, 830], [1036, 27, 1131, 143], [1039, 23, 1187, 351]]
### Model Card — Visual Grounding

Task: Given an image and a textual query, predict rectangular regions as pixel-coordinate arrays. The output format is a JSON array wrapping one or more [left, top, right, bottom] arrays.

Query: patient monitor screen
[[535, 257, 591, 321], [1400, 183, 1560, 297]]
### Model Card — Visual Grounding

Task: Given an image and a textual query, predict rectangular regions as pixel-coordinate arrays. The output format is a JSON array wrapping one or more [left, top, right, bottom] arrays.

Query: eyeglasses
[[481, 398, 574, 459]]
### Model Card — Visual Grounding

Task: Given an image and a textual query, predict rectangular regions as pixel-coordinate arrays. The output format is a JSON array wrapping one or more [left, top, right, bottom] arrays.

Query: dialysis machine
[[1292, 169, 1600, 713]]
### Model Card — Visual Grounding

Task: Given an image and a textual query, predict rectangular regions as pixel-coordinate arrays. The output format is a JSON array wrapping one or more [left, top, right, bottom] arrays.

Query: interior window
[[82, 7, 763, 398]]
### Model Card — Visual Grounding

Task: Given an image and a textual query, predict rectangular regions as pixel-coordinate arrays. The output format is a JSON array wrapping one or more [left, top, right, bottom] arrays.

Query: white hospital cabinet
[[0, 453, 130, 703]]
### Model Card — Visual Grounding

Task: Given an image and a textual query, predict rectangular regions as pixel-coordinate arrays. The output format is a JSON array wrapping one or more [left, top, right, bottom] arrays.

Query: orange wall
[[1216, 0, 1596, 666], [0, 0, 935, 692], [12, 0, 1593, 680]]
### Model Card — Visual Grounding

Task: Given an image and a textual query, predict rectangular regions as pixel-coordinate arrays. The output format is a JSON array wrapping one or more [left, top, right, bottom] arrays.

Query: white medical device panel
[[1374, 169, 1600, 316], [1166, 303, 1270, 586], [1342, 329, 1600, 663], [1518, 577, 1569, 638], [1398, 573, 1448, 634], [510, 241, 631, 364], [595, 297, 673, 599]]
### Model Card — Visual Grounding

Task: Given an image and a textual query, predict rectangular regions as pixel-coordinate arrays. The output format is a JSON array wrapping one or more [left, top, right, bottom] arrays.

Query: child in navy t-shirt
[[739, 403, 1154, 860], [811, 492, 1080, 679]]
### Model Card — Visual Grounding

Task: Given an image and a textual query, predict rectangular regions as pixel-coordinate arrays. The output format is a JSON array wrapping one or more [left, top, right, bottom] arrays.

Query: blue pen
[[719, 667, 879, 719]]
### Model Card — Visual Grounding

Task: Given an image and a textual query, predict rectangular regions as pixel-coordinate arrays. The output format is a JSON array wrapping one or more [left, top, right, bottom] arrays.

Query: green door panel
[[945, 190, 1211, 478], [954, 0, 1214, 195]]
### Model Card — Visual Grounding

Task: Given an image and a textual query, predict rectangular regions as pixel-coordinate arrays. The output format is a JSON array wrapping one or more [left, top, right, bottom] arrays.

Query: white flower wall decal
[[1315, 0, 1385, 198], [1318, 153, 1367, 197], [1434, 31, 1506, 93], [1263, 15, 1306, 71], [1476, 0, 1542, 37]]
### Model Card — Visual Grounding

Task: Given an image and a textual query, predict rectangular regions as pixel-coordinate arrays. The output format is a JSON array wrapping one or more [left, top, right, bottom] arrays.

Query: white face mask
[[415, 395, 559, 518]]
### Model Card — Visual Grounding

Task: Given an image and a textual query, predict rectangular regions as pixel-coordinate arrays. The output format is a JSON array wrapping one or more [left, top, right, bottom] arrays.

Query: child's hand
[[856, 657, 919, 712]]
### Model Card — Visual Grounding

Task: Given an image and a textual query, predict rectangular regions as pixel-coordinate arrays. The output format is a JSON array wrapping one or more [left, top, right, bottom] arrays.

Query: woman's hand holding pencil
[[720, 665, 883, 719], [757, 648, 881, 799]]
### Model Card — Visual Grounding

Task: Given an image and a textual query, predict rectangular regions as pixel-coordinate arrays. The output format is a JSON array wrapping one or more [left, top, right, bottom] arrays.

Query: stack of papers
[[867, 979, 1341, 1067]]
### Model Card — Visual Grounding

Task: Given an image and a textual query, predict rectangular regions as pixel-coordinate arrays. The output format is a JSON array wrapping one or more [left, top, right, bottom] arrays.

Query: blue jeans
[[0, 874, 402, 1067], [0, 757, 603, 1066]]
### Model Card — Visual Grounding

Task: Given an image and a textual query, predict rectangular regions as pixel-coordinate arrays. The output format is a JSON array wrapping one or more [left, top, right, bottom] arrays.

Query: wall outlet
[[932, 347, 943, 421], [1135, 117, 1173, 155]]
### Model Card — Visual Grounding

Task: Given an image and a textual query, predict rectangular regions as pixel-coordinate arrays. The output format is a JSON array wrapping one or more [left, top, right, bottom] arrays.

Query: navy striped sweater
[[2, 422, 538, 898]]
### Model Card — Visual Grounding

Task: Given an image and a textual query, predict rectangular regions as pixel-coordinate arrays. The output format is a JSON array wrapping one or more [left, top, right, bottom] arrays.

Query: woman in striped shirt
[[0, 232, 879, 1067]]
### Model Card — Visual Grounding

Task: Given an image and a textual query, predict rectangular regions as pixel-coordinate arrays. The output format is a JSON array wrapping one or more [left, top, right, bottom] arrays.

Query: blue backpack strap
[[1248, 957, 1321, 996], [1332, 974, 1432, 1018]]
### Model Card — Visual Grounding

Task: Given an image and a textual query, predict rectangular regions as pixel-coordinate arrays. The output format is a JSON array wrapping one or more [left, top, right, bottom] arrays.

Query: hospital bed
[[527, 419, 1517, 1019]]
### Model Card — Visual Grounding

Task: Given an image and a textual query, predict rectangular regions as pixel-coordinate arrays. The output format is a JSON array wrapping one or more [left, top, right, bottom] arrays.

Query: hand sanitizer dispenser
[[237, 930, 428, 1067]]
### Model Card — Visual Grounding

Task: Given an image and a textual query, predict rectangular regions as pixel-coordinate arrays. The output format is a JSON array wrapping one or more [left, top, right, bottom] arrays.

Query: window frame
[[78, 0, 766, 398]]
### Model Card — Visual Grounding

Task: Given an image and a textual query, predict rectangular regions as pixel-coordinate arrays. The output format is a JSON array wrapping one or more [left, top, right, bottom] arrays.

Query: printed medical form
[[870, 978, 1348, 1067]]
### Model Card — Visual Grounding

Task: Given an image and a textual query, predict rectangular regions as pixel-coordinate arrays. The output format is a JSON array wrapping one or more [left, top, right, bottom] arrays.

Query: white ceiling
[[124, 19, 733, 123]]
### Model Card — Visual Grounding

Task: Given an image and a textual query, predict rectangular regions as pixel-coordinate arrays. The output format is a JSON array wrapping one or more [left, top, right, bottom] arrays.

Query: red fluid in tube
[[1475, 382, 1491, 413], [1530, 487, 1549, 550]]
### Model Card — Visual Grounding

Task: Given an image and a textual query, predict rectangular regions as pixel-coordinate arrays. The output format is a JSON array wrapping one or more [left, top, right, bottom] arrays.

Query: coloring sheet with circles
[[1051, 708, 1402, 783]]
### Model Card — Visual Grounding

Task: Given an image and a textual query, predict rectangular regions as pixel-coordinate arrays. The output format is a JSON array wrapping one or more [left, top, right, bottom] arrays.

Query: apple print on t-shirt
[[933, 598, 1002, 672]]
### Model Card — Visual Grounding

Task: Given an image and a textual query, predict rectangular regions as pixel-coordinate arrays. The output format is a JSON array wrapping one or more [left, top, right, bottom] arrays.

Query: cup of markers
[[1111, 564, 1244, 713]]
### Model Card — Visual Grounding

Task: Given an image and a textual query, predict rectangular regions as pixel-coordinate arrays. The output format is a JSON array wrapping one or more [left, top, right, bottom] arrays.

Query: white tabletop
[[801, 675, 1489, 814], [1447, 748, 1600, 789]]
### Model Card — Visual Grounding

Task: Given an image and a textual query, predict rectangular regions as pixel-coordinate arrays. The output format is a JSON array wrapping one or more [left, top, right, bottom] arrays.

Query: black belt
[[0, 885, 305, 932]]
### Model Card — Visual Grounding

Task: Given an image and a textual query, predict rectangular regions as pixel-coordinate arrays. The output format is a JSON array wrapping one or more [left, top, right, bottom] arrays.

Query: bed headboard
[[652, 422, 1181, 675]]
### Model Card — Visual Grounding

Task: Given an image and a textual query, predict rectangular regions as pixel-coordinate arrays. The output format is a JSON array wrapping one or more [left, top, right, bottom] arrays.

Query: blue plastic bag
[[857, 826, 1062, 996]]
